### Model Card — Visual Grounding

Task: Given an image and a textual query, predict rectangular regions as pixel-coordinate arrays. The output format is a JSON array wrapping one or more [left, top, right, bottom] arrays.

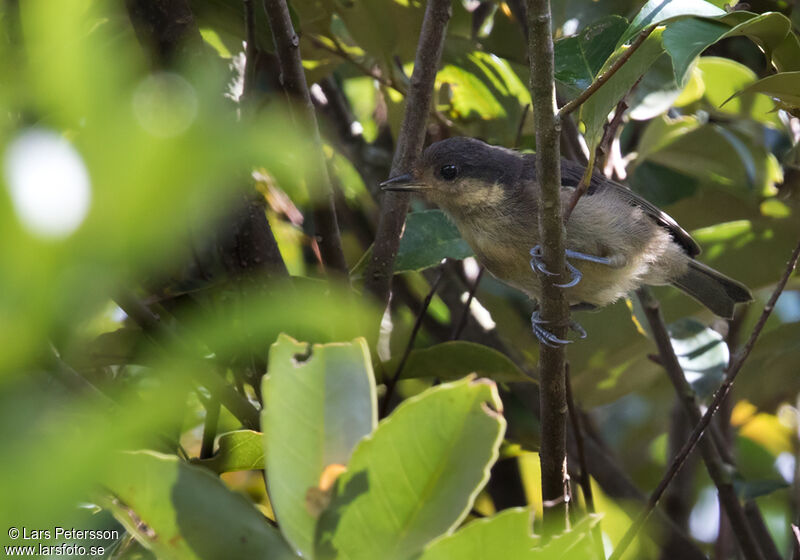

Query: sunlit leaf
[[315, 377, 505, 560], [263, 335, 377, 558], [102, 451, 297, 560], [195, 430, 265, 474], [620, 0, 725, 46]]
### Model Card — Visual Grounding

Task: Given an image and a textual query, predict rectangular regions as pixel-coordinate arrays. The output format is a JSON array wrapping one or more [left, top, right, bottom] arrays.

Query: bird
[[381, 137, 752, 346]]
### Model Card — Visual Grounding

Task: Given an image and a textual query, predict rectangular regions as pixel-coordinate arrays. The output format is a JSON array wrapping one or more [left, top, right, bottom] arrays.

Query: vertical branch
[[363, 0, 452, 305], [525, 0, 570, 533], [263, 0, 348, 275]]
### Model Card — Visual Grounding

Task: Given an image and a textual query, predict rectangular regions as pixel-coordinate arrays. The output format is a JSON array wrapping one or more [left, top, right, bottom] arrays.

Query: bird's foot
[[530, 246, 623, 288], [529, 246, 583, 288], [531, 310, 587, 347]]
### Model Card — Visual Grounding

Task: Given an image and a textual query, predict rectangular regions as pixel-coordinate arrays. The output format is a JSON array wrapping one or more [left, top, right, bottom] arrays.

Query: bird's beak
[[380, 173, 427, 192]]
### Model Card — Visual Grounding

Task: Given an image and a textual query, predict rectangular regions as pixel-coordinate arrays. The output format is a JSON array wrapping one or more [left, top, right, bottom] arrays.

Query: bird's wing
[[559, 158, 701, 257]]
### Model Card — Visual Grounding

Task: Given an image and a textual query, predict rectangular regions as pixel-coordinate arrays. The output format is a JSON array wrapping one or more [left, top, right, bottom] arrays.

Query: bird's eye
[[440, 164, 458, 181]]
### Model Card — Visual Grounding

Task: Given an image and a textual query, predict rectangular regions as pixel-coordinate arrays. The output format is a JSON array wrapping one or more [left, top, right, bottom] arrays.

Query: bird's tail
[[671, 260, 752, 319]]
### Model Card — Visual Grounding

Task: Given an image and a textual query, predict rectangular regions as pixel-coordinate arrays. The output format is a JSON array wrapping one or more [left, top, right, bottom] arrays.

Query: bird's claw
[[529, 245, 559, 276], [529, 245, 583, 287], [531, 310, 587, 347]]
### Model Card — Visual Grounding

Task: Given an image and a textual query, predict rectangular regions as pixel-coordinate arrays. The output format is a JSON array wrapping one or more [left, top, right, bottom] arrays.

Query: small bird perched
[[382, 137, 752, 345]]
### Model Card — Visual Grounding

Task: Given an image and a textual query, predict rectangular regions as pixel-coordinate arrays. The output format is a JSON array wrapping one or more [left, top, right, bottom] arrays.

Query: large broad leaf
[[395, 210, 474, 273], [195, 430, 264, 474], [663, 12, 800, 86], [262, 335, 377, 558], [554, 16, 629, 93], [101, 451, 297, 560], [314, 377, 506, 560], [579, 27, 666, 149], [727, 71, 800, 113], [620, 0, 725, 46], [378, 341, 531, 384], [416, 508, 539, 559], [667, 318, 729, 399]]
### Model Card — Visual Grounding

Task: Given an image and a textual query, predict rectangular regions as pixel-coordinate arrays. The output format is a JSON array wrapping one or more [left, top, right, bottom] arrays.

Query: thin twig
[[451, 266, 484, 340], [242, 0, 258, 98], [635, 287, 765, 560], [380, 269, 445, 417], [526, 0, 570, 534], [565, 365, 604, 559], [558, 25, 655, 118], [363, 0, 452, 306], [610, 238, 800, 560], [263, 0, 348, 275], [308, 35, 402, 93]]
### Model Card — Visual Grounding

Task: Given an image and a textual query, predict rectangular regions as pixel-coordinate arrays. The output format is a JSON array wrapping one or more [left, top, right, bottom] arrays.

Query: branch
[[526, 0, 570, 533], [263, 0, 348, 275], [610, 237, 800, 560], [451, 266, 484, 340], [362, 0, 452, 305], [380, 269, 445, 418], [557, 25, 655, 118], [635, 287, 765, 560]]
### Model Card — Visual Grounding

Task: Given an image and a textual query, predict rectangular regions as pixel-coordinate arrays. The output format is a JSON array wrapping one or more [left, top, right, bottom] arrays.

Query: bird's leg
[[530, 306, 588, 347], [530, 245, 626, 288]]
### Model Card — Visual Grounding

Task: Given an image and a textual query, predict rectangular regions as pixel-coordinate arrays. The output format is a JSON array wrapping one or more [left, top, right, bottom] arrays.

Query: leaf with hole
[[262, 335, 377, 558]]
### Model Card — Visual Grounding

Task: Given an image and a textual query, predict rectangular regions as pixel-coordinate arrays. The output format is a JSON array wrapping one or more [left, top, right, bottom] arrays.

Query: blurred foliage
[[3, 0, 800, 558]]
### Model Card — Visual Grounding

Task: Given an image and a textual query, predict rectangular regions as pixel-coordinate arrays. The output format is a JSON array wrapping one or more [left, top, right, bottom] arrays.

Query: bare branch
[[526, 0, 570, 533], [610, 237, 800, 559], [451, 266, 484, 340], [558, 26, 655, 118], [635, 287, 765, 560], [363, 0, 452, 305], [263, 0, 348, 275], [380, 269, 445, 418]]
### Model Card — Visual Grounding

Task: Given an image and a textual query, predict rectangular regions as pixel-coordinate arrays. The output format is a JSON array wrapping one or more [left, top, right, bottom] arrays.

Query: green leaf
[[314, 377, 506, 560], [727, 71, 800, 111], [620, 0, 725, 46], [662, 18, 729, 85], [554, 16, 629, 91], [667, 318, 729, 398], [580, 27, 666, 149], [263, 335, 377, 558], [195, 430, 264, 474], [417, 508, 539, 560], [395, 210, 474, 273], [663, 12, 800, 86], [101, 451, 297, 560], [331, 0, 425, 62], [379, 341, 531, 384], [734, 478, 790, 500]]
